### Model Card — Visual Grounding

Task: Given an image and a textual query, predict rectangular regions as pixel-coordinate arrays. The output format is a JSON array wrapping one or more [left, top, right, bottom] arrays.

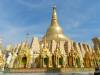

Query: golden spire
[[51, 6, 57, 23], [43, 6, 69, 41], [51, 6, 58, 26]]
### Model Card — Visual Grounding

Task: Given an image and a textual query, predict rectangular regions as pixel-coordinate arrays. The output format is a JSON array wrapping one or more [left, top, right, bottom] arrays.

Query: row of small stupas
[[0, 7, 100, 69]]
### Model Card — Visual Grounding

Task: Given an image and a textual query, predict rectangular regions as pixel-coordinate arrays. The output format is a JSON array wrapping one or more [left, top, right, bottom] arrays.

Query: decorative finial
[[53, 5, 56, 9], [52, 5, 57, 20]]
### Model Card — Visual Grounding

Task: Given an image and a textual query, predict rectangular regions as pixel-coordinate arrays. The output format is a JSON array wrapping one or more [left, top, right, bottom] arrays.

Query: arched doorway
[[44, 56, 49, 67], [22, 56, 27, 68], [59, 57, 63, 65], [52, 55, 56, 67]]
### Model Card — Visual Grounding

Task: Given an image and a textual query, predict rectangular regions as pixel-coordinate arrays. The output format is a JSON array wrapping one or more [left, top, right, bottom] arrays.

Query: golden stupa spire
[[51, 6, 59, 26], [43, 6, 69, 41], [51, 6, 57, 21]]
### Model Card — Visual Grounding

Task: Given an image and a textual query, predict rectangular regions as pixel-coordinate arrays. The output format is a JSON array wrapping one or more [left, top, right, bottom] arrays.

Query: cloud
[[16, 0, 46, 9]]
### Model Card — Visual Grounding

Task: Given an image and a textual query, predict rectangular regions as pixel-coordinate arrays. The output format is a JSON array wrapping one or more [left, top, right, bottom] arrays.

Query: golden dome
[[43, 6, 69, 41]]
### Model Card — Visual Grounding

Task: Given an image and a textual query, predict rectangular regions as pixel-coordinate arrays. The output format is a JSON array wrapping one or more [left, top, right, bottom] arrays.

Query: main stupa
[[43, 6, 69, 41]]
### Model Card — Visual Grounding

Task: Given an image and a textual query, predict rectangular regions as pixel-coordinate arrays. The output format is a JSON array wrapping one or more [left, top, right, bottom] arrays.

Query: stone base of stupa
[[4, 68, 95, 73]]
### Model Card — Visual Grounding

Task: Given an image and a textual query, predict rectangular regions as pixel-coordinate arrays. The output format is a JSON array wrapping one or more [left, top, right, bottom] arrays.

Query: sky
[[0, 0, 100, 46]]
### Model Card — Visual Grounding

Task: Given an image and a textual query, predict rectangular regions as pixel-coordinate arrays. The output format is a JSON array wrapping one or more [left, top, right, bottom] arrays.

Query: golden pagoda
[[2, 6, 100, 73], [43, 6, 69, 41]]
